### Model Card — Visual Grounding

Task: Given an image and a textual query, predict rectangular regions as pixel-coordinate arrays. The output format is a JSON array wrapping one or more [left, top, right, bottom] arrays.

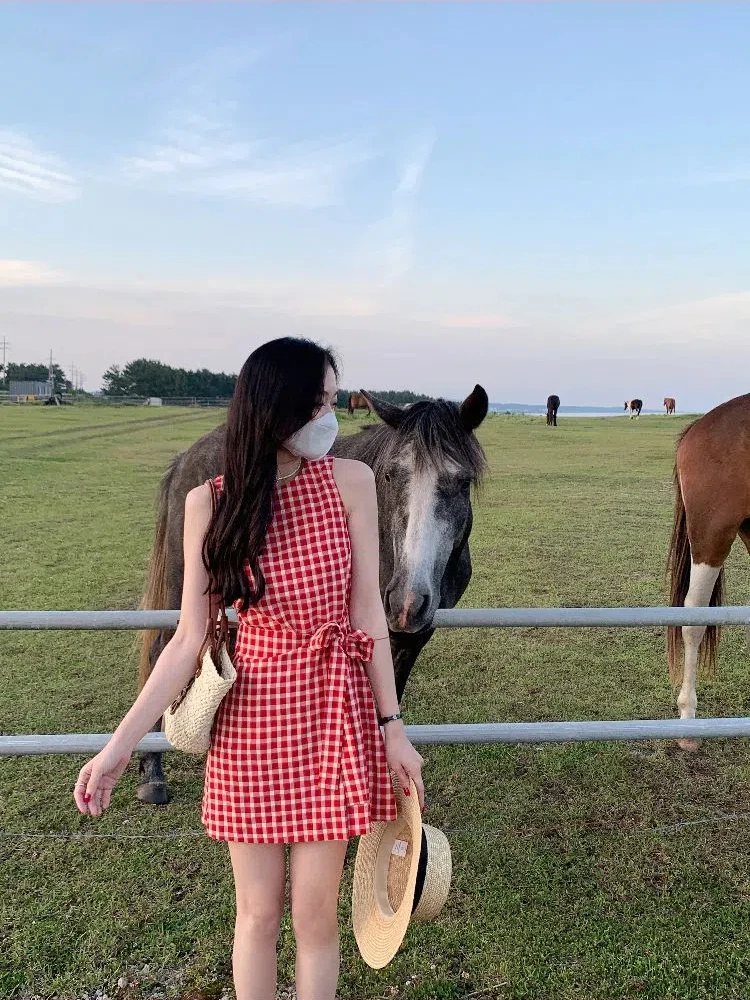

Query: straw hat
[[352, 774, 452, 969]]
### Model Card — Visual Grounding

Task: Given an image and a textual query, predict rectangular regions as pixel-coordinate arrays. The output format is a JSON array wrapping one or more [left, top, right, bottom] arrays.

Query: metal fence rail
[[3, 605, 750, 630], [4, 717, 750, 757], [3, 605, 750, 756]]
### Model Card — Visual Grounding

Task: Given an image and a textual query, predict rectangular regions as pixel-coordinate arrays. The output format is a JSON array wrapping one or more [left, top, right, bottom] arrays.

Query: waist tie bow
[[310, 621, 375, 799]]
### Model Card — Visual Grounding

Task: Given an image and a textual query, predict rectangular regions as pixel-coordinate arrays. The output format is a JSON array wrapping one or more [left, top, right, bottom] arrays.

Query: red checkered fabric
[[200, 456, 398, 843]]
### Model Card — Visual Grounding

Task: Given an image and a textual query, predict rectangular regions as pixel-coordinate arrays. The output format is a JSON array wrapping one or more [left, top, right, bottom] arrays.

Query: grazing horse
[[666, 393, 750, 750], [664, 397, 676, 415], [347, 391, 372, 416], [625, 398, 643, 418], [546, 394, 560, 427], [135, 385, 488, 804]]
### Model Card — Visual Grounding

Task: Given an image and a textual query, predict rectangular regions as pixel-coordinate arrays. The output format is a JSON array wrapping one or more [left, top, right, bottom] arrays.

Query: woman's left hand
[[384, 726, 425, 811]]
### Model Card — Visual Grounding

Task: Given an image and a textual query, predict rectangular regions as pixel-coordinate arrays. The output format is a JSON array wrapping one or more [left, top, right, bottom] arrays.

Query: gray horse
[[135, 386, 488, 804]]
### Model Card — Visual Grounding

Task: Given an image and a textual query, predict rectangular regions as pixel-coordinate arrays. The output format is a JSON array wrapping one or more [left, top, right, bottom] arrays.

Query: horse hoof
[[678, 737, 701, 753], [136, 779, 171, 805]]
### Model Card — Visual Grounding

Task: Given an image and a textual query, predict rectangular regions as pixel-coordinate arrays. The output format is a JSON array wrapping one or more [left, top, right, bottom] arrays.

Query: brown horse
[[347, 391, 372, 416], [546, 394, 560, 427], [666, 393, 750, 749], [625, 398, 643, 418], [664, 397, 676, 415]]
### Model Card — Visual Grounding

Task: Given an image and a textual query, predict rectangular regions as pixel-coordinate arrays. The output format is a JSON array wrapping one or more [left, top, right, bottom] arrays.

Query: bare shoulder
[[332, 458, 376, 513], [184, 482, 213, 522]]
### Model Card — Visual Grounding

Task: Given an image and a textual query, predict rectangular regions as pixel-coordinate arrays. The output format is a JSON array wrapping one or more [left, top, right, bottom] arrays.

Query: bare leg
[[290, 839, 349, 1000], [228, 841, 286, 1000], [678, 561, 721, 751]]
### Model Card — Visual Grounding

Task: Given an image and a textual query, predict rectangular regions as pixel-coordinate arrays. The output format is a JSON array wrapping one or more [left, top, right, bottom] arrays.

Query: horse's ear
[[360, 390, 405, 429], [459, 384, 489, 431]]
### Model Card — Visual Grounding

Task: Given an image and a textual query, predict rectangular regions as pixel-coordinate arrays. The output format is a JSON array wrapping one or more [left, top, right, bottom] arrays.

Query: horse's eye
[[384, 473, 391, 483]]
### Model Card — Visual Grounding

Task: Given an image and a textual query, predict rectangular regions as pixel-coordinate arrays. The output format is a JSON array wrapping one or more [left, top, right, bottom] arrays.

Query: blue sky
[[2, 2, 749, 409]]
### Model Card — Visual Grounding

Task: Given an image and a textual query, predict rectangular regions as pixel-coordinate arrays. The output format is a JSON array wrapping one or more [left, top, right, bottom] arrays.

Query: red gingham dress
[[200, 456, 398, 843]]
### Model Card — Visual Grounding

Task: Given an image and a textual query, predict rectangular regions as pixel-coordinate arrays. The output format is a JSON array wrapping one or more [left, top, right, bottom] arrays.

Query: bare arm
[[109, 483, 215, 755], [335, 458, 425, 807], [339, 460, 403, 725]]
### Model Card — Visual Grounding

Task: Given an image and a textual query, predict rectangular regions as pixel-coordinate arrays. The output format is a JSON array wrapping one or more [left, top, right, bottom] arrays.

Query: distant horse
[[625, 398, 643, 418], [666, 393, 750, 750], [664, 397, 676, 415], [347, 391, 372, 416], [134, 385, 488, 803], [546, 394, 560, 427]]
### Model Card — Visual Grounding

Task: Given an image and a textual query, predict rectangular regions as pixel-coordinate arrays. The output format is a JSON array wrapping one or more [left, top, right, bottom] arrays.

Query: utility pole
[[0, 337, 9, 369], [48, 349, 57, 397]]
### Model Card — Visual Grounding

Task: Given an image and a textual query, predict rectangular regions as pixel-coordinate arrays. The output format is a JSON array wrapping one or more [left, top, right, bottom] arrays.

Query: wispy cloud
[[0, 259, 68, 286], [0, 268, 381, 324], [125, 113, 373, 207], [362, 129, 436, 286], [0, 131, 79, 202], [122, 43, 374, 208], [619, 290, 750, 326]]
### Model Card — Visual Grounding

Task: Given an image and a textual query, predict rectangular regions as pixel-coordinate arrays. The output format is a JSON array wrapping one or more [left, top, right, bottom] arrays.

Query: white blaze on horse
[[667, 393, 750, 750]]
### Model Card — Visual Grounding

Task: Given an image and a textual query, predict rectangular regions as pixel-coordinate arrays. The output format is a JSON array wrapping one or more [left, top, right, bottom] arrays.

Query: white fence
[[2, 606, 749, 756]]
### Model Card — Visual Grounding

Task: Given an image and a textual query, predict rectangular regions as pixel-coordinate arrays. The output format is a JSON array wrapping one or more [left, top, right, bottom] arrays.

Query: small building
[[9, 380, 52, 401]]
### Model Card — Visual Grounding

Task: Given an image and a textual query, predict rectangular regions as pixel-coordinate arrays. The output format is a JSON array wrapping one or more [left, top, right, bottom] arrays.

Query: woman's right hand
[[73, 742, 133, 817]]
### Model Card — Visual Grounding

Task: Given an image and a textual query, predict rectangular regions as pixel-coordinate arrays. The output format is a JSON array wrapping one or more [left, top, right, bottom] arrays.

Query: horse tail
[[666, 465, 724, 685], [137, 461, 175, 693]]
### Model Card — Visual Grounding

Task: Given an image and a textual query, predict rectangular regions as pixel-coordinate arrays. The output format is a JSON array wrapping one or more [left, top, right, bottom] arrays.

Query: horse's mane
[[354, 399, 487, 483]]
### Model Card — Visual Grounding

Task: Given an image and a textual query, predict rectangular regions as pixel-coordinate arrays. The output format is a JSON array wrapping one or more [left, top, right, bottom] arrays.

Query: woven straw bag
[[164, 479, 237, 755]]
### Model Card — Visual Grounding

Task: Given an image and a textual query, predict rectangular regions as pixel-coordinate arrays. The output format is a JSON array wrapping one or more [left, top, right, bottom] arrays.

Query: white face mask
[[284, 410, 339, 460]]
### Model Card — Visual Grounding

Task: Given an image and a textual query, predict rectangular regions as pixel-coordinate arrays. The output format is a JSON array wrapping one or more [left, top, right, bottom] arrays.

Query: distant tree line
[[2, 362, 71, 393], [102, 359, 236, 398], [6, 355, 433, 405], [100, 363, 432, 405]]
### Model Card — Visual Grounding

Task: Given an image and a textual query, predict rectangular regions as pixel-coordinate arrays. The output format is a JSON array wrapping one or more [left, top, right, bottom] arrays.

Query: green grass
[[4, 405, 750, 999]]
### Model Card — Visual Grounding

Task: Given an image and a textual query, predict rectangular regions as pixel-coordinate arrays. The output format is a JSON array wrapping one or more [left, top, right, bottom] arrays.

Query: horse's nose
[[385, 586, 431, 632]]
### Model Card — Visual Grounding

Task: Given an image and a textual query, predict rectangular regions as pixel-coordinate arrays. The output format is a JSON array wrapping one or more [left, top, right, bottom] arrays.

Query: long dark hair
[[203, 337, 339, 611]]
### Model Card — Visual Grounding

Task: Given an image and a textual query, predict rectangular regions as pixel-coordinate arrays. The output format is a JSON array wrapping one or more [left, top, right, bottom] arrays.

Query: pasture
[[4, 405, 750, 1000]]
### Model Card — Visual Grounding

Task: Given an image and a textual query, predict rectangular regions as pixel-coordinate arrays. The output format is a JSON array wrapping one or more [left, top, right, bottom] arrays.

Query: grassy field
[[4, 404, 750, 1000]]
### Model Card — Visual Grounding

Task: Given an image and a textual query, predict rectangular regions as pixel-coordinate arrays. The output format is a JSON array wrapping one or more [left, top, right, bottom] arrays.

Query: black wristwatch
[[378, 712, 403, 727]]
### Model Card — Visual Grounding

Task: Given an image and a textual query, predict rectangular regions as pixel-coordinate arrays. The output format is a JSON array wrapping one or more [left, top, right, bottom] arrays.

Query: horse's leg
[[677, 561, 723, 751], [136, 626, 173, 805], [136, 563, 183, 804], [390, 629, 435, 702]]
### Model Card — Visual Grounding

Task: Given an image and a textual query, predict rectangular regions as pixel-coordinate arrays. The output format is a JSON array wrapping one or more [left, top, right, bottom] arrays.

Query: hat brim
[[352, 775, 422, 969]]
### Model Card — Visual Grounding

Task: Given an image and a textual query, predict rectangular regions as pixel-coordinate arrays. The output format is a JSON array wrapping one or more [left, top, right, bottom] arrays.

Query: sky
[[1, 2, 749, 410]]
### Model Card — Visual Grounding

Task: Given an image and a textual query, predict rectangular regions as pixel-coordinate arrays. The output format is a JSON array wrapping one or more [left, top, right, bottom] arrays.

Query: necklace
[[276, 458, 302, 483]]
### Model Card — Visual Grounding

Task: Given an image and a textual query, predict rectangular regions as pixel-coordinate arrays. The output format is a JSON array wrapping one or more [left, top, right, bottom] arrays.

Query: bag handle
[[199, 478, 229, 665]]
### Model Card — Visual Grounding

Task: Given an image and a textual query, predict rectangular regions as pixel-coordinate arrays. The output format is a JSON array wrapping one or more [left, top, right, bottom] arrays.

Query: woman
[[73, 337, 425, 1000]]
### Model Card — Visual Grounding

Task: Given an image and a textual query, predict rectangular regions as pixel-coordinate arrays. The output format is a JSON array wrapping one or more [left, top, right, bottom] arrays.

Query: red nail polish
[[84, 794, 91, 803], [403, 787, 410, 796]]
